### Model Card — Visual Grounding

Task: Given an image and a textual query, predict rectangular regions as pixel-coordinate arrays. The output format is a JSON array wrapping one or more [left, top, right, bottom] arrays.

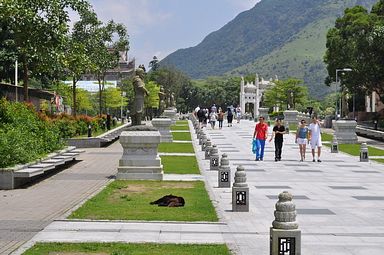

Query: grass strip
[[68, 180, 218, 222], [323, 143, 384, 157], [158, 142, 194, 153], [23, 243, 231, 255], [172, 132, 192, 141], [373, 158, 384, 164], [176, 120, 189, 124], [171, 125, 190, 131], [161, 155, 200, 174]]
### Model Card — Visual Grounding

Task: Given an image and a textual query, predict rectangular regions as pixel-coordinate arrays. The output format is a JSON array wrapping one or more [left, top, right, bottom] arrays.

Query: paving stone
[[255, 185, 291, 189], [297, 209, 336, 215], [329, 186, 367, 190], [352, 196, 384, 200]]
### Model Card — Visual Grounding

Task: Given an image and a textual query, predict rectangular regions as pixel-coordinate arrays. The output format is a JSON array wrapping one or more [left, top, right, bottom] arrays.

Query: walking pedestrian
[[236, 105, 242, 123], [309, 116, 322, 162], [218, 108, 224, 129], [227, 107, 233, 127], [197, 107, 205, 128], [269, 119, 286, 161], [296, 119, 309, 161], [253, 116, 268, 161], [209, 110, 217, 129]]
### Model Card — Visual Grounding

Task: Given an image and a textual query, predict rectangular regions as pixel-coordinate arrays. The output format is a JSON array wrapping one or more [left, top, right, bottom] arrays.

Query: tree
[[324, 1, 384, 104], [149, 56, 159, 71], [263, 78, 308, 111], [0, 0, 93, 101], [103, 87, 127, 111]]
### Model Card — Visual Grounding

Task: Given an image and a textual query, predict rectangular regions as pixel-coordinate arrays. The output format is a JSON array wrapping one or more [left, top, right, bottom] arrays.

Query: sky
[[85, 0, 261, 69]]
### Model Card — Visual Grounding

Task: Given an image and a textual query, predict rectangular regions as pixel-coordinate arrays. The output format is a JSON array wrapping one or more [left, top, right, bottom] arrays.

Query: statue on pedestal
[[170, 92, 176, 108], [132, 67, 149, 126], [158, 86, 166, 116]]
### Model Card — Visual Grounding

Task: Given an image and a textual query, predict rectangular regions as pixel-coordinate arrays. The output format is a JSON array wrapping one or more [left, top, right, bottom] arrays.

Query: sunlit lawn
[[158, 142, 194, 153], [161, 155, 200, 174], [172, 131, 192, 141]]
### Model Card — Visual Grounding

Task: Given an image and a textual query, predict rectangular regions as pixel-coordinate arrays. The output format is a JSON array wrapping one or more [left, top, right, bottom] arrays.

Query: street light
[[335, 68, 352, 119]]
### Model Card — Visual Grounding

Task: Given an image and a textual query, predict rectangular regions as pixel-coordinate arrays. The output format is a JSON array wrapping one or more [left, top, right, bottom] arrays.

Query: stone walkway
[[7, 120, 384, 255]]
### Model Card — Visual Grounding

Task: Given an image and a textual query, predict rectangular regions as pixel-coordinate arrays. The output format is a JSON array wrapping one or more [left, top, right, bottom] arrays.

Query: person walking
[[209, 110, 217, 129], [253, 116, 268, 161], [236, 105, 242, 123], [296, 119, 309, 162], [309, 116, 322, 162], [227, 107, 233, 127], [218, 108, 224, 129], [269, 119, 286, 161]]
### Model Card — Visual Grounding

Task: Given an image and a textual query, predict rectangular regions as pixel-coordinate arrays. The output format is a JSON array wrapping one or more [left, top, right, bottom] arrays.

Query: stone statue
[[132, 68, 149, 126], [170, 92, 176, 108], [158, 86, 166, 116]]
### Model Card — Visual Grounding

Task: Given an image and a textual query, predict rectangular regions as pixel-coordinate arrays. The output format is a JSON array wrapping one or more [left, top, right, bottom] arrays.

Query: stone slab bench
[[0, 146, 83, 190], [67, 123, 131, 148], [356, 126, 384, 141]]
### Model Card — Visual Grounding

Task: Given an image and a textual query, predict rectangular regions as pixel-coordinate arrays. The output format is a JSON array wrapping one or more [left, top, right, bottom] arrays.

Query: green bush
[[0, 99, 64, 168]]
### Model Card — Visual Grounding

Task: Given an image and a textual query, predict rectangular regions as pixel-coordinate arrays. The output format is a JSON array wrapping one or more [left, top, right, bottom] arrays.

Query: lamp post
[[335, 68, 352, 119], [15, 60, 18, 102]]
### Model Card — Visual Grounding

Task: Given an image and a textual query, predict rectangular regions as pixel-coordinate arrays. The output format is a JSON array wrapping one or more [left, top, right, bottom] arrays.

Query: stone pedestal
[[232, 165, 249, 212], [117, 130, 163, 180], [163, 108, 177, 125], [0, 170, 14, 190], [334, 120, 358, 144], [151, 118, 173, 143], [284, 110, 298, 124], [259, 108, 269, 120], [270, 191, 301, 255]]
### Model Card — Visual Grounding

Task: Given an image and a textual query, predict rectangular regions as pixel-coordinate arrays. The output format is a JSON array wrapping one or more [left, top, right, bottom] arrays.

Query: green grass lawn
[[321, 133, 333, 142], [171, 125, 190, 131], [176, 120, 189, 125], [161, 155, 200, 174], [172, 131, 192, 141], [158, 142, 194, 153], [69, 180, 218, 222], [323, 143, 384, 157], [23, 243, 231, 255]]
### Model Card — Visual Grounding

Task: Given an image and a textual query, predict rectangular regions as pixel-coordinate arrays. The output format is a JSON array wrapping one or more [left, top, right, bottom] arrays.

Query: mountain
[[160, 0, 378, 98]]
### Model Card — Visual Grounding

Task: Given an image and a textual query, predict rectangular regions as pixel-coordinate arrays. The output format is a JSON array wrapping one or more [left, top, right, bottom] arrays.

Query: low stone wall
[[356, 126, 384, 141]]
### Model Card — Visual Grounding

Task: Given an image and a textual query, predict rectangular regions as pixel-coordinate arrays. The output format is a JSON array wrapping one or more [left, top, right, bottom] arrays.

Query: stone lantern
[[232, 165, 249, 212], [331, 136, 338, 153], [270, 191, 301, 255], [201, 134, 208, 151], [360, 142, 369, 162], [199, 132, 206, 145], [218, 154, 231, 188], [197, 128, 203, 140], [210, 145, 220, 170], [204, 139, 212, 160]]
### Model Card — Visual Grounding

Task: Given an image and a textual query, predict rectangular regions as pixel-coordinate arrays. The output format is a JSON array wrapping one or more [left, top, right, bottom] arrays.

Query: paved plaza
[[2, 120, 384, 255]]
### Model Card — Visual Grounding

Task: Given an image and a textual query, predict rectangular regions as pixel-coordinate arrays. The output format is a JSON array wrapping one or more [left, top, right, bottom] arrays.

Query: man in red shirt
[[253, 116, 268, 161]]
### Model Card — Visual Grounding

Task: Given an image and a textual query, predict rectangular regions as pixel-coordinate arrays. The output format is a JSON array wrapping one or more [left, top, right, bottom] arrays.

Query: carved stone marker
[[334, 120, 358, 144], [218, 154, 231, 188], [204, 139, 212, 160], [210, 145, 219, 170], [270, 191, 301, 255], [360, 142, 369, 162], [331, 135, 338, 153], [232, 165, 249, 212], [284, 110, 298, 124], [163, 108, 177, 125], [117, 128, 163, 180], [151, 118, 173, 143]]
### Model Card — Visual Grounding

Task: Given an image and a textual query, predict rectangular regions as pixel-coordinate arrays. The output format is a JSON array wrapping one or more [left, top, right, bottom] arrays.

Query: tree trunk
[[98, 78, 102, 117], [72, 77, 77, 117], [22, 56, 29, 102]]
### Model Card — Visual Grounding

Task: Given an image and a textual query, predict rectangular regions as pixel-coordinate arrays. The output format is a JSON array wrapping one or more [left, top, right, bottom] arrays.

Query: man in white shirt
[[308, 116, 322, 162]]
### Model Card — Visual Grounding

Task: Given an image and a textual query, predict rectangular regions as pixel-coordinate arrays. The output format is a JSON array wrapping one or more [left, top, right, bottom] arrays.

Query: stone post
[[117, 128, 163, 180], [204, 139, 212, 160], [284, 110, 298, 124], [360, 142, 369, 162], [270, 191, 301, 255], [331, 135, 338, 153], [334, 120, 358, 144], [163, 108, 177, 125], [218, 154, 231, 188], [209, 145, 220, 170], [151, 118, 173, 143], [259, 107, 269, 120], [285, 121, 290, 134], [201, 134, 208, 151], [232, 165, 249, 212], [199, 132, 206, 145]]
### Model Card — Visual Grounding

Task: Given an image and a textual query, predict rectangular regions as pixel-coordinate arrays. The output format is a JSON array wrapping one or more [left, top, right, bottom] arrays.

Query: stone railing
[[0, 146, 83, 190]]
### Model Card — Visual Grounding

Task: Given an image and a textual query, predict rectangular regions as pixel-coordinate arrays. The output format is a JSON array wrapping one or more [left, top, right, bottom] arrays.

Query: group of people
[[194, 104, 242, 129], [253, 116, 322, 162]]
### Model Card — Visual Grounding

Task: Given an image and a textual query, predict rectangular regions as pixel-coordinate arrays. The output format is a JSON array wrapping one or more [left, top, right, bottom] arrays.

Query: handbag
[[252, 139, 257, 154]]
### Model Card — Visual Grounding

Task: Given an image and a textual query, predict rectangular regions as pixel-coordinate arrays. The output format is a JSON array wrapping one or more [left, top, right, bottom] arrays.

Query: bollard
[[232, 165, 249, 212], [201, 134, 208, 151], [360, 142, 369, 162], [210, 145, 220, 170], [218, 154, 231, 188], [197, 128, 203, 140], [87, 124, 92, 137], [205, 139, 212, 159], [199, 132, 206, 145], [285, 121, 290, 134], [270, 191, 301, 255], [331, 136, 338, 153]]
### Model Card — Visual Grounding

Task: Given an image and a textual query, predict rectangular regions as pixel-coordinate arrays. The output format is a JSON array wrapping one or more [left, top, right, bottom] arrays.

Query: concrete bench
[[0, 147, 83, 190]]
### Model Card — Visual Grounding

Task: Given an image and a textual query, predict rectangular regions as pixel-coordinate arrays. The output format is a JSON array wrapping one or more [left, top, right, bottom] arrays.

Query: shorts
[[297, 138, 307, 145], [310, 137, 322, 149]]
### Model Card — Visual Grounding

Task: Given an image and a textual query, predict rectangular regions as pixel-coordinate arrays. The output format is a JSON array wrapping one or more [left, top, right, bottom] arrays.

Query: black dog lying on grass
[[150, 194, 185, 207]]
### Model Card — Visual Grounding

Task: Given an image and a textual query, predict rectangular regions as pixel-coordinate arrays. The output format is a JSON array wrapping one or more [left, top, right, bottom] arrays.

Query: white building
[[239, 74, 277, 117]]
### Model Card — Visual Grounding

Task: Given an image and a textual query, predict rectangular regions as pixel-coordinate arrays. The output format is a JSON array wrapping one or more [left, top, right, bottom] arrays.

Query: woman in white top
[[309, 116, 322, 162]]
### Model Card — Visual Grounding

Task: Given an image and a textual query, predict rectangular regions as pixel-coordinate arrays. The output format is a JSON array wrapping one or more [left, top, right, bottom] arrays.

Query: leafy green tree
[[324, 1, 384, 104], [103, 87, 127, 111], [0, 0, 93, 101], [263, 78, 308, 111]]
